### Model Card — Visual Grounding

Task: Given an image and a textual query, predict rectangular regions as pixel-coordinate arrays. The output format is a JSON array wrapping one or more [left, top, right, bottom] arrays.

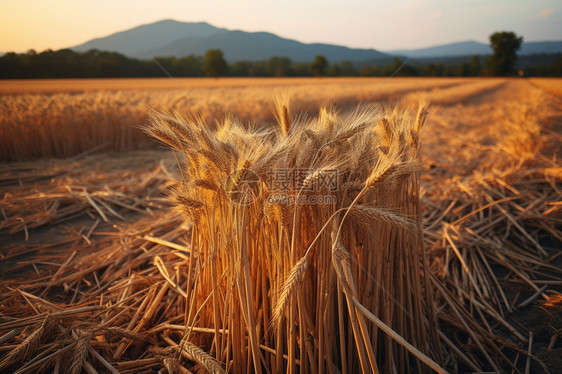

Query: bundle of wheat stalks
[[147, 99, 448, 373]]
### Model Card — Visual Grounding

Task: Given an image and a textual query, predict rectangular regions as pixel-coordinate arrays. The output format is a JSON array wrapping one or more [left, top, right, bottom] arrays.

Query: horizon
[[1, 0, 560, 53], [64, 18, 562, 52]]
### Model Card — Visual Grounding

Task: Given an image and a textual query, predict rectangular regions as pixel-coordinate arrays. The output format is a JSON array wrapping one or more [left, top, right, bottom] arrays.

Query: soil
[[1, 78, 561, 373]]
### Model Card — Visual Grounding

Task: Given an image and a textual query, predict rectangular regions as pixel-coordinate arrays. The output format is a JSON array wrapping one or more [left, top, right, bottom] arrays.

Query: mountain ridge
[[73, 20, 227, 57], [71, 20, 562, 62], [71, 19, 389, 62], [385, 40, 562, 58]]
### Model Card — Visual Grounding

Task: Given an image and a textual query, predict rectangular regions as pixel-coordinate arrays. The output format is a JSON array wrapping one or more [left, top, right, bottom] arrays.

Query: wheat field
[[1, 77, 466, 161], [1, 77, 561, 373]]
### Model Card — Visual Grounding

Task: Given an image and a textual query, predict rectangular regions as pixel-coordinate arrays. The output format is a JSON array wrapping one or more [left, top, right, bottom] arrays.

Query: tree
[[173, 55, 204, 76], [470, 55, 481, 76], [330, 61, 356, 76], [459, 56, 481, 77], [292, 62, 311, 76], [383, 58, 418, 76], [310, 55, 328, 77], [339, 61, 356, 76], [486, 31, 523, 76], [266, 56, 292, 76], [459, 62, 471, 77], [230, 61, 253, 76], [203, 49, 227, 77]]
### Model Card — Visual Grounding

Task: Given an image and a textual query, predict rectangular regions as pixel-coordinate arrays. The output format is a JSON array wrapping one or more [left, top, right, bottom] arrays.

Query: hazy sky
[[1, 0, 560, 53]]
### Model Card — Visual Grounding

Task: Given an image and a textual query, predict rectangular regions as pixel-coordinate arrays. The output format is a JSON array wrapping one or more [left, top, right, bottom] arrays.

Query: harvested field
[[527, 78, 562, 97], [1, 77, 561, 373], [1, 77, 463, 161]]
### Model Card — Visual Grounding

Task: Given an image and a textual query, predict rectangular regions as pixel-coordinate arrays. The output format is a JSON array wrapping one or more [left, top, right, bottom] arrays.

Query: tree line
[[0, 49, 351, 78], [1, 32, 560, 78]]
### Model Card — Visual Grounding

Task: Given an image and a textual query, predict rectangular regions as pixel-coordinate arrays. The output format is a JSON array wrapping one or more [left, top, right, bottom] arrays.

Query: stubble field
[[1, 77, 561, 373]]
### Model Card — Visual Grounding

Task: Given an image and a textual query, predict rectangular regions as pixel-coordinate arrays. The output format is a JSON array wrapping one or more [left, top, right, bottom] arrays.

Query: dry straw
[[2, 83, 560, 372], [0, 78, 467, 161], [2, 79, 561, 373], [147, 99, 446, 373]]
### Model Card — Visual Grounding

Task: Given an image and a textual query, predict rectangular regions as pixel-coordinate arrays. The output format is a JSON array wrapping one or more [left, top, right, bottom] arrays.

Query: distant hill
[[68, 21, 562, 62], [138, 30, 389, 62], [386, 41, 491, 58], [72, 20, 226, 57], [520, 41, 562, 55], [385, 40, 562, 58], [71, 19, 389, 63]]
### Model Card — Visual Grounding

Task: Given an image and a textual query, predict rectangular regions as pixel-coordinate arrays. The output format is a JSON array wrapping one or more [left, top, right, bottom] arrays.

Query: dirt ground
[[420, 79, 562, 372], [1, 77, 561, 373]]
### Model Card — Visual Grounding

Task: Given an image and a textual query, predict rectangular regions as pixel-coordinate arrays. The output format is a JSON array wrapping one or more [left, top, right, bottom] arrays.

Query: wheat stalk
[[147, 98, 446, 373]]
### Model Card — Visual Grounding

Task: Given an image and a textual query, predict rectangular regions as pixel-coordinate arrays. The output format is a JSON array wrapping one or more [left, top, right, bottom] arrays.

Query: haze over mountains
[[71, 19, 562, 62], [72, 20, 388, 63], [388, 40, 562, 58]]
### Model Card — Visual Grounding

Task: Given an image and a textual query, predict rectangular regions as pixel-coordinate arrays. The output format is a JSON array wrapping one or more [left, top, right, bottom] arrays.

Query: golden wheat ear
[[145, 98, 456, 373], [272, 94, 291, 136]]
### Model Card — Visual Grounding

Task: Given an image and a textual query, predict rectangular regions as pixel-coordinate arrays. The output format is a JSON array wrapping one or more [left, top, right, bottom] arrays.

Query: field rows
[[1, 77, 506, 161], [0, 77, 461, 94], [1, 77, 561, 372]]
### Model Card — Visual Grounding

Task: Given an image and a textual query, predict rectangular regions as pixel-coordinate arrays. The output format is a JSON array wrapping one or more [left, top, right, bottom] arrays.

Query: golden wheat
[[148, 98, 444, 373], [2, 78, 560, 373], [404, 78, 506, 106], [0, 77, 464, 161], [529, 77, 562, 97]]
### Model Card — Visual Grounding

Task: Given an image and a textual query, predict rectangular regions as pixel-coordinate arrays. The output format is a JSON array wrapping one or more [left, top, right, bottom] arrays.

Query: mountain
[[520, 41, 562, 55], [70, 20, 562, 62], [71, 19, 388, 63], [73, 20, 226, 57], [385, 40, 562, 58], [138, 30, 388, 62], [386, 41, 491, 58]]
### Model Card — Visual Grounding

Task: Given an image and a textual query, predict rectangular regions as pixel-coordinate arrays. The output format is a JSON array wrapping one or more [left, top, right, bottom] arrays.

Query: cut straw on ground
[[1, 79, 561, 373]]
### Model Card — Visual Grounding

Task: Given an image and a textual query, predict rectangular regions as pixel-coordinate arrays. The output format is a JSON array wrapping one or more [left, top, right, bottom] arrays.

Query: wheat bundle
[[147, 99, 446, 373]]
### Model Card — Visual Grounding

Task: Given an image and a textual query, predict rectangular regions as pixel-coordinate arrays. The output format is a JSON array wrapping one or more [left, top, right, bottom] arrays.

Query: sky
[[0, 0, 560, 53]]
